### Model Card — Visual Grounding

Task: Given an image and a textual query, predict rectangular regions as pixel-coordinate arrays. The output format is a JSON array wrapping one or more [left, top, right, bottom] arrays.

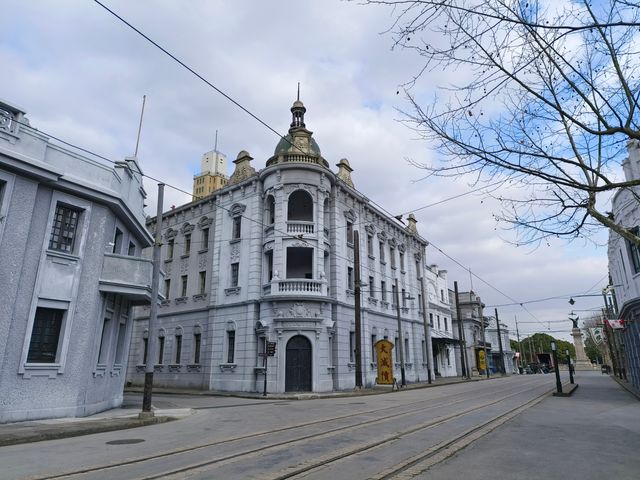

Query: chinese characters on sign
[[375, 339, 394, 385]]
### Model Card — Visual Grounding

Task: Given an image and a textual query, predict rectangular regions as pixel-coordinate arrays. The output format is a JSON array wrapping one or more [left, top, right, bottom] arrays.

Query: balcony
[[99, 253, 162, 303], [263, 279, 327, 297], [287, 221, 314, 236]]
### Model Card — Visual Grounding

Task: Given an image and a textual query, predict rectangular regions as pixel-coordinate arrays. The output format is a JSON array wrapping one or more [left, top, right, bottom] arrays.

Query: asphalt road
[[1, 372, 635, 480]]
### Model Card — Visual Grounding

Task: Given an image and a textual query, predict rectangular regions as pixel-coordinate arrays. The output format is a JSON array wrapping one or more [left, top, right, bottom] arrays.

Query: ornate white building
[[127, 99, 457, 393]]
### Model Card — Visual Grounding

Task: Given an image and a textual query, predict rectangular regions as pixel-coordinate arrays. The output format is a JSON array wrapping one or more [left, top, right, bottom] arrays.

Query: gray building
[[0, 99, 153, 422], [485, 317, 514, 374], [126, 98, 457, 394]]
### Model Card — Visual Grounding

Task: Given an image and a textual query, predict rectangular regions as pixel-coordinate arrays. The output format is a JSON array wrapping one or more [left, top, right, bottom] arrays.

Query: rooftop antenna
[[134, 95, 147, 157], [214, 129, 218, 152], [297, 82, 300, 101]]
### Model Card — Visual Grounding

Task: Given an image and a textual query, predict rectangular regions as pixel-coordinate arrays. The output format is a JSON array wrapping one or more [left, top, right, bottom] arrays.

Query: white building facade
[[608, 140, 640, 391], [127, 99, 457, 394], [0, 99, 154, 422]]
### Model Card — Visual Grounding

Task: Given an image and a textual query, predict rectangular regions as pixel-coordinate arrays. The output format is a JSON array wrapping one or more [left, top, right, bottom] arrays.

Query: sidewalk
[[0, 374, 489, 446], [421, 371, 640, 480]]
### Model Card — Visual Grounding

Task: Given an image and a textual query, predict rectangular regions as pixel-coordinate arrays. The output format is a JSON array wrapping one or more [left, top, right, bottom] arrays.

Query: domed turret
[[267, 90, 329, 168]]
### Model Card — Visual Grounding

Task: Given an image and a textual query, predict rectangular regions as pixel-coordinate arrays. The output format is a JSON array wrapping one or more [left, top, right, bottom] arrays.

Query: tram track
[[29, 377, 548, 480]]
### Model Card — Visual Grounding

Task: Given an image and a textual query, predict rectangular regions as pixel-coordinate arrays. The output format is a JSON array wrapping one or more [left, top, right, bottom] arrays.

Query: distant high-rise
[[192, 148, 228, 199]]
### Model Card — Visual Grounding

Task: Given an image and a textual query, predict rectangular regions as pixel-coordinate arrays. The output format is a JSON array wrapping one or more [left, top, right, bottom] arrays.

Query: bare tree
[[364, 0, 640, 245]]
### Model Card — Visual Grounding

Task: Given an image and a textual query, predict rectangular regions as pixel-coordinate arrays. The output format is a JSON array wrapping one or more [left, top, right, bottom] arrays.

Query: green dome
[[274, 134, 321, 156]]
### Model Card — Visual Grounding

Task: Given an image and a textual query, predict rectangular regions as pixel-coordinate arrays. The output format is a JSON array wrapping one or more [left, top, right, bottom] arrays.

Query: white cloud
[[1, 0, 608, 340]]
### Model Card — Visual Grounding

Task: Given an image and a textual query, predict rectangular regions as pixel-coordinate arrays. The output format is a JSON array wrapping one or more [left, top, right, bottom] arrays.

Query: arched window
[[288, 190, 313, 221], [265, 195, 276, 225]]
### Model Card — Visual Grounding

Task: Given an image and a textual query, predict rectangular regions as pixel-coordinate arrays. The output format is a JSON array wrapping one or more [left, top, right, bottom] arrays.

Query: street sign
[[266, 341, 277, 356], [374, 339, 394, 385]]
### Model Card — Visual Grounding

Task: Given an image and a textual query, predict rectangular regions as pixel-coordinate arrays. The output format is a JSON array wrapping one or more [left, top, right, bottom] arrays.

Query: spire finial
[[297, 82, 300, 101]]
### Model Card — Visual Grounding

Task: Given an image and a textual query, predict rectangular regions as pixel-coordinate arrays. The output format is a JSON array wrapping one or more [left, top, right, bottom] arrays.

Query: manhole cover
[[106, 438, 146, 445]]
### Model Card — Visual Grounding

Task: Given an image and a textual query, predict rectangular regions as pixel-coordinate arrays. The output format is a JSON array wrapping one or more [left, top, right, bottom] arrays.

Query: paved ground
[[421, 371, 640, 480], [0, 374, 475, 447]]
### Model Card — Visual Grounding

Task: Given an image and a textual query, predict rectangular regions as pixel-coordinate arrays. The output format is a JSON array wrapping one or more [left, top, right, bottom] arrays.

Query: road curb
[[610, 374, 640, 400], [0, 415, 173, 447]]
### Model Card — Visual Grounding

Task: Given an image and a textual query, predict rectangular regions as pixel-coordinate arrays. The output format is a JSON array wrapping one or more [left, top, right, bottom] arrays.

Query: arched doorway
[[285, 335, 312, 392]]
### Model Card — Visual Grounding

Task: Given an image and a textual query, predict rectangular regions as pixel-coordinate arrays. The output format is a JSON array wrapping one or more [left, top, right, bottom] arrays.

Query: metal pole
[[142, 183, 164, 415], [495, 308, 506, 375], [454, 282, 467, 378], [515, 316, 522, 373], [419, 276, 432, 384], [395, 278, 406, 387], [551, 341, 562, 394], [134, 95, 146, 157], [263, 342, 268, 397], [480, 302, 489, 379], [354, 231, 363, 389], [565, 349, 574, 384]]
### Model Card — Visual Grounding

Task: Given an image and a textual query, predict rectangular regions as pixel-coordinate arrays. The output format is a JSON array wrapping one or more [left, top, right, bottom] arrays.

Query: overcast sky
[[2, 0, 609, 341]]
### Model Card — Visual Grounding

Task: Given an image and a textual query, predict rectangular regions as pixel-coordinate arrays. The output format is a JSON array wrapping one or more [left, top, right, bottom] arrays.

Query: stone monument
[[570, 314, 594, 371]]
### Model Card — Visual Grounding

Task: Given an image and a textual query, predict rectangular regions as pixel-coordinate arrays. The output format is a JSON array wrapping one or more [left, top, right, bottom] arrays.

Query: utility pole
[[141, 183, 164, 416], [394, 278, 406, 387], [419, 276, 433, 384], [495, 308, 506, 375], [454, 282, 467, 378], [479, 301, 489, 379], [354, 231, 363, 389], [515, 316, 522, 373], [528, 334, 535, 365]]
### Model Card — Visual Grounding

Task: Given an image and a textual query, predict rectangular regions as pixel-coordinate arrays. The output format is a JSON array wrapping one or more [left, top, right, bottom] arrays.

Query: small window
[[437, 315, 441, 329], [394, 337, 399, 362], [369, 276, 375, 298], [371, 334, 377, 362], [346, 222, 354, 244], [381, 281, 387, 301], [201, 228, 209, 250], [127, 241, 136, 256], [347, 267, 354, 290], [418, 294, 422, 311], [390, 247, 396, 268], [402, 289, 407, 307], [184, 234, 191, 255], [232, 217, 242, 240], [199, 271, 206, 295], [193, 333, 201, 364], [367, 235, 373, 256], [49, 204, 81, 253], [444, 317, 448, 331], [231, 263, 239, 287], [27, 308, 65, 363], [429, 313, 434, 327], [181, 275, 188, 297], [628, 227, 640, 273], [164, 279, 171, 299], [175, 334, 182, 364], [112, 228, 123, 254], [227, 331, 236, 363], [158, 335, 165, 364], [167, 239, 175, 260], [97, 317, 110, 365], [399, 252, 405, 271], [422, 340, 426, 363], [392, 284, 397, 305], [405, 337, 410, 362], [379, 242, 385, 262], [114, 320, 127, 364], [440, 289, 445, 302]]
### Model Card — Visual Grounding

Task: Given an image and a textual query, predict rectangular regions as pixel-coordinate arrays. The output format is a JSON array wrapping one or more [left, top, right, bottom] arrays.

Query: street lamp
[[565, 349, 574, 384], [551, 341, 562, 394]]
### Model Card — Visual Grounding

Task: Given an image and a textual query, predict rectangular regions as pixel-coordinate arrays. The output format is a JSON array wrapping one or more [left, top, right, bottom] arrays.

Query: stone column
[[572, 327, 593, 371]]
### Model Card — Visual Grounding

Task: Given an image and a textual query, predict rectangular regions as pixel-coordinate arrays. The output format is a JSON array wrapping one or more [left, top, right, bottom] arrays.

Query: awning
[[431, 337, 461, 345]]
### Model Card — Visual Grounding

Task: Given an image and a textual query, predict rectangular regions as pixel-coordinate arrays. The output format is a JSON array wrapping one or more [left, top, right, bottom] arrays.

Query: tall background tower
[[193, 132, 228, 200]]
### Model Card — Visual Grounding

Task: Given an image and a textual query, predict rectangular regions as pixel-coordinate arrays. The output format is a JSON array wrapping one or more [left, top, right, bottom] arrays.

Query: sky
[[1, 0, 610, 342]]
